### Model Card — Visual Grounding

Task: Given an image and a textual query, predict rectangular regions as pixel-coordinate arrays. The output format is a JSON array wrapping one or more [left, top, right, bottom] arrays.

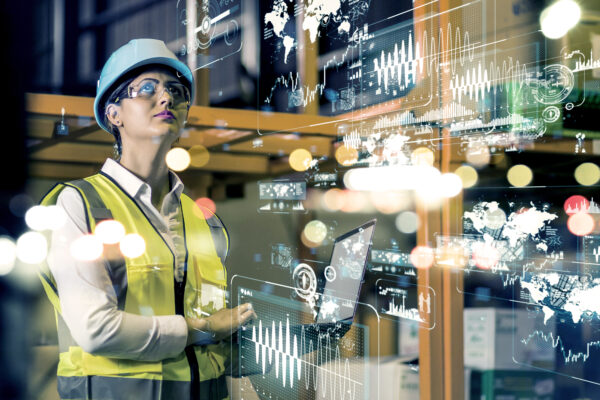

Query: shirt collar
[[100, 158, 185, 201]]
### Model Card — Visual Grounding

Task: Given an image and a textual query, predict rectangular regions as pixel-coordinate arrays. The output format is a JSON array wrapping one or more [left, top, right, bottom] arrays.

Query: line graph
[[521, 330, 600, 364]]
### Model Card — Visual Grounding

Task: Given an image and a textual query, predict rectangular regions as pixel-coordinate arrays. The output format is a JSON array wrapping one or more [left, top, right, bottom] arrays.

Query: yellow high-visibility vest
[[38, 172, 231, 400]]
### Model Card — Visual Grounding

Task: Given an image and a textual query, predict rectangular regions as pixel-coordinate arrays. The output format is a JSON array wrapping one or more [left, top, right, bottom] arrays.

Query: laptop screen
[[316, 220, 376, 324]]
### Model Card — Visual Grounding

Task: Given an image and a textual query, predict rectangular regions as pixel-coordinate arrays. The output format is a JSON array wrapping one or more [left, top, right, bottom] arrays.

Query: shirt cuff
[[155, 315, 188, 358]]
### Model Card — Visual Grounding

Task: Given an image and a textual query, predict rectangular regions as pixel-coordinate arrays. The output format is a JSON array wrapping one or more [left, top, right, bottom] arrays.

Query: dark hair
[[103, 77, 133, 158]]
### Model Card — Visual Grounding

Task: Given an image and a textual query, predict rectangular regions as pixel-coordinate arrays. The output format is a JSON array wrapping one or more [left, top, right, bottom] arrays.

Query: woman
[[38, 38, 255, 400]]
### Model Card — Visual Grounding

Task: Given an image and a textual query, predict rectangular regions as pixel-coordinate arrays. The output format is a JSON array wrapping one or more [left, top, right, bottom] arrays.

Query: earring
[[113, 142, 121, 160]]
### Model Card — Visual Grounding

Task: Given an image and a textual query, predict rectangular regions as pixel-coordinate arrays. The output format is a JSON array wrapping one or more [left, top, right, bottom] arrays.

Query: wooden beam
[[29, 142, 269, 174], [26, 93, 339, 135], [29, 161, 103, 180], [190, 153, 269, 174]]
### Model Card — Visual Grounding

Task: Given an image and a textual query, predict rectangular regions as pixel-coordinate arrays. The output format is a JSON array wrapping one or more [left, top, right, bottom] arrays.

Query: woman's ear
[[105, 104, 122, 127]]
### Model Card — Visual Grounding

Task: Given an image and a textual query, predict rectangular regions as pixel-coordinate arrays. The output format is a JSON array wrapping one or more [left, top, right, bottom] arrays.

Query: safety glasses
[[120, 78, 191, 107]]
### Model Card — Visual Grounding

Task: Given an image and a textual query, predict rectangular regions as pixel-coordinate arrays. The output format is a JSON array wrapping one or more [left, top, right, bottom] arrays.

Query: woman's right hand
[[205, 303, 257, 341], [186, 303, 256, 345]]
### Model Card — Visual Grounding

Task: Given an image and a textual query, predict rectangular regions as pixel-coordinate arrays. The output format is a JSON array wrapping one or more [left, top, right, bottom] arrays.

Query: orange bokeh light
[[471, 242, 500, 270], [567, 212, 595, 236], [410, 246, 435, 269], [195, 197, 217, 219]]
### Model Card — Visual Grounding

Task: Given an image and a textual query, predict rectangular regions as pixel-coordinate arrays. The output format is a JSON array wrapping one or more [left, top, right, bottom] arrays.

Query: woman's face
[[113, 68, 189, 145]]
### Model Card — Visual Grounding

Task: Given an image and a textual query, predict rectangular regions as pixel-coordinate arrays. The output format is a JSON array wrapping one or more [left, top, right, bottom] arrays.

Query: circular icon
[[200, 16, 211, 34], [532, 64, 574, 105], [293, 263, 317, 300], [324, 266, 337, 282], [565, 102, 574, 111], [542, 106, 561, 123], [224, 20, 240, 46]]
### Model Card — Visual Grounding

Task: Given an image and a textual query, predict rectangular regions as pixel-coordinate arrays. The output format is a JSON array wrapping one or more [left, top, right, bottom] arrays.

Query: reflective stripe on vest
[[38, 173, 230, 400]]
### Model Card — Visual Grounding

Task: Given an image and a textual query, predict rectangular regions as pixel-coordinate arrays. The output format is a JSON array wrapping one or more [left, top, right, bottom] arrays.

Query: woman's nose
[[159, 88, 174, 107]]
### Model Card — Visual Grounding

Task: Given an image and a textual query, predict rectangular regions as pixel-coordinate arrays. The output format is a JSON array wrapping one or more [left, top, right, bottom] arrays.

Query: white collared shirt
[[47, 158, 188, 361]]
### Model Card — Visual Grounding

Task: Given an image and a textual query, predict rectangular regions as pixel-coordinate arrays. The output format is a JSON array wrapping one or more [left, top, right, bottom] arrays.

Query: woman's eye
[[169, 85, 184, 97], [139, 82, 156, 94]]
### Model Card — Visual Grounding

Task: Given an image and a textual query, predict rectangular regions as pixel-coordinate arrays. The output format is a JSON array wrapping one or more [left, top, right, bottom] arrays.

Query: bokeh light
[[564, 195, 589, 215], [411, 147, 434, 166], [414, 167, 442, 203], [483, 206, 507, 230], [335, 145, 359, 166], [0, 237, 17, 275], [454, 165, 478, 188], [507, 164, 533, 187], [70, 235, 103, 261], [567, 212, 595, 236], [465, 144, 490, 167], [95, 220, 126, 245], [195, 197, 217, 219], [119, 233, 146, 258], [289, 148, 313, 171], [410, 246, 435, 269], [395, 211, 419, 234], [472, 242, 500, 269], [574, 162, 600, 186], [436, 245, 467, 268], [165, 147, 191, 172], [341, 190, 369, 213], [16, 231, 48, 264], [300, 231, 320, 248], [439, 173, 463, 198], [370, 191, 409, 214], [322, 188, 345, 211], [25, 206, 48, 231], [189, 145, 211, 168], [303, 220, 328, 244]]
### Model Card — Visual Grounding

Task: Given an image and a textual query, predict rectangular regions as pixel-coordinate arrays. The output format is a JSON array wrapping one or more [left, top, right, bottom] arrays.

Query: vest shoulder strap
[[66, 177, 113, 229]]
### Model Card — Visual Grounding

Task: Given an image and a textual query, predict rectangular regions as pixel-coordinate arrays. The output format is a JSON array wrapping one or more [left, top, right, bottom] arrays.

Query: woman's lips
[[154, 111, 175, 119]]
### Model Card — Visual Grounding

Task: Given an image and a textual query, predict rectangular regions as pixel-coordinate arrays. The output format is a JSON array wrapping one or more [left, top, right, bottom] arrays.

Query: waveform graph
[[232, 279, 378, 400]]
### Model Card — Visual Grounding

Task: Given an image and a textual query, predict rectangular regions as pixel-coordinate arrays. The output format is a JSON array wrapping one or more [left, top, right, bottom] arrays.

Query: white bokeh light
[[0, 237, 17, 275], [439, 173, 463, 198], [70, 235, 104, 261], [16, 231, 48, 264], [120, 234, 146, 258], [95, 220, 126, 245], [165, 148, 191, 172], [540, 0, 581, 39], [25, 205, 48, 231], [395, 211, 420, 234]]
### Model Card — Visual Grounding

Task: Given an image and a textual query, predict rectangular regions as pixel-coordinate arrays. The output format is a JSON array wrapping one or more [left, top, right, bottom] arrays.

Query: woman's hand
[[186, 303, 256, 345], [205, 303, 257, 341]]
